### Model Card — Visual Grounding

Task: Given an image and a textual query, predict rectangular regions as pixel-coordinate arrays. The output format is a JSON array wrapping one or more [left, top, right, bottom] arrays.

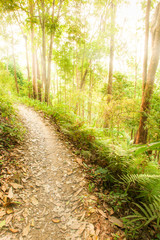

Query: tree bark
[[142, 0, 151, 95], [41, 0, 47, 101], [24, 35, 31, 98], [134, 2, 160, 144], [36, 50, 42, 101], [45, 0, 55, 103], [30, 0, 37, 99], [12, 33, 19, 94], [107, 1, 116, 101]]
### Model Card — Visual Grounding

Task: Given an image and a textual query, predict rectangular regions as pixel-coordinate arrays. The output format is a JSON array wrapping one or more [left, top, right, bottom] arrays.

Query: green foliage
[[8, 62, 24, 86], [0, 88, 24, 150], [123, 199, 160, 230]]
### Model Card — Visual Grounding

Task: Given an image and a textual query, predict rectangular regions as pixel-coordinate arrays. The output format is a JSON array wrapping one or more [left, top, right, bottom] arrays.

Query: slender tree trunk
[[24, 35, 31, 98], [88, 67, 92, 124], [142, 0, 151, 95], [134, 3, 160, 144], [36, 50, 42, 101], [40, 0, 47, 101], [134, 54, 138, 98], [45, 0, 55, 103], [12, 33, 19, 94], [30, 0, 37, 99], [107, 1, 116, 101]]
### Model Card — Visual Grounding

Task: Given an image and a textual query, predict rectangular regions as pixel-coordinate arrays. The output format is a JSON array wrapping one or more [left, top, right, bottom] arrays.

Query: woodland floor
[[0, 105, 125, 240]]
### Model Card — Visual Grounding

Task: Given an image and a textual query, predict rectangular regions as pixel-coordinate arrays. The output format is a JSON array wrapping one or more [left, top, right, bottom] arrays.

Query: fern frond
[[124, 200, 160, 229]]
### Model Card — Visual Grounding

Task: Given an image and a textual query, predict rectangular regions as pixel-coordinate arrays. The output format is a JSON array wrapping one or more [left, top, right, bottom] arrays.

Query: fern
[[133, 141, 160, 156], [120, 173, 160, 185], [120, 174, 160, 200], [124, 199, 160, 230]]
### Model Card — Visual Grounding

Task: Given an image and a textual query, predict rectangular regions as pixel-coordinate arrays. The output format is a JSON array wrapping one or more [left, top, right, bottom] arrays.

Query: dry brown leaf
[[67, 170, 73, 175], [0, 209, 6, 218], [0, 192, 3, 199], [90, 195, 98, 201], [30, 218, 35, 227], [6, 206, 14, 215], [74, 188, 83, 197], [97, 209, 108, 218], [52, 218, 61, 223], [9, 228, 19, 233], [8, 187, 13, 199], [75, 223, 86, 236], [76, 158, 83, 166], [23, 224, 30, 236], [109, 216, 124, 228], [6, 214, 13, 224], [95, 223, 101, 236], [31, 196, 38, 205], [10, 183, 23, 189], [2, 184, 8, 192]]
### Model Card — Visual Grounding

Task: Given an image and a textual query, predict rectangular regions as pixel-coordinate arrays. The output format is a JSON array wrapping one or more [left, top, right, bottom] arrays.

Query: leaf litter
[[0, 105, 125, 239]]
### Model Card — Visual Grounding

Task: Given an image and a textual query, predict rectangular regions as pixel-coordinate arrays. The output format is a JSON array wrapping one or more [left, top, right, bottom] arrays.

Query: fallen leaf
[[30, 218, 35, 227], [0, 192, 3, 199], [0, 209, 6, 218], [6, 214, 13, 224], [8, 187, 13, 199], [76, 158, 83, 166], [95, 223, 101, 236], [88, 223, 95, 236], [97, 209, 108, 218], [6, 206, 14, 215], [67, 170, 73, 175], [90, 195, 98, 201], [109, 216, 124, 228], [2, 184, 8, 192], [74, 188, 83, 196], [52, 218, 61, 223], [75, 223, 86, 236], [31, 196, 38, 205], [10, 183, 23, 189], [9, 228, 19, 233], [23, 224, 30, 236], [0, 220, 6, 228]]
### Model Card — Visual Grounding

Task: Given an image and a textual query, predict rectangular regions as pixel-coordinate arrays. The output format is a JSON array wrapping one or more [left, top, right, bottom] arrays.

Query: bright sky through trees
[[0, 0, 145, 76]]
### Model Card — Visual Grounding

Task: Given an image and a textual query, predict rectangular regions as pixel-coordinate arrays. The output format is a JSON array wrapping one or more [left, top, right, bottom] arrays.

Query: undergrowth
[[0, 88, 24, 150], [19, 96, 160, 239]]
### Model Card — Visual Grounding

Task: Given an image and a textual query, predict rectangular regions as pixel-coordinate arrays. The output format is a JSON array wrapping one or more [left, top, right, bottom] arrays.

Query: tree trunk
[[24, 35, 31, 98], [45, 0, 55, 103], [30, 0, 37, 99], [40, 0, 47, 102], [88, 67, 92, 124], [107, 1, 116, 101], [36, 50, 42, 101], [12, 33, 19, 94], [134, 3, 160, 144], [142, 0, 151, 95]]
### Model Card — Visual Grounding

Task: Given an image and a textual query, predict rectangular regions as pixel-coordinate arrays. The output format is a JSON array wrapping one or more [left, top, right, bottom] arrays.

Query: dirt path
[[1, 105, 124, 240]]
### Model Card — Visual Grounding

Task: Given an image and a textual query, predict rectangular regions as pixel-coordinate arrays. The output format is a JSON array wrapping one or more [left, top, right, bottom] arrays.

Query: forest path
[[13, 104, 94, 240], [1, 105, 122, 240], [1, 104, 115, 240]]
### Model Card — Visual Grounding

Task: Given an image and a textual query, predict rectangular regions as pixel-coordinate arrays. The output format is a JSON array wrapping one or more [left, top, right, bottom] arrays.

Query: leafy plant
[[123, 199, 160, 230]]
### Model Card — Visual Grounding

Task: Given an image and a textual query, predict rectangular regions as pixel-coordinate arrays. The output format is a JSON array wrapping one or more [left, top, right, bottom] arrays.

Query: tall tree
[[29, 0, 37, 99], [142, 0, 151, 95], [134, 2, 160, 144], [11, 31, 19, 94], [107, 0, 116, 102], [46, 0, 63, 103]]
